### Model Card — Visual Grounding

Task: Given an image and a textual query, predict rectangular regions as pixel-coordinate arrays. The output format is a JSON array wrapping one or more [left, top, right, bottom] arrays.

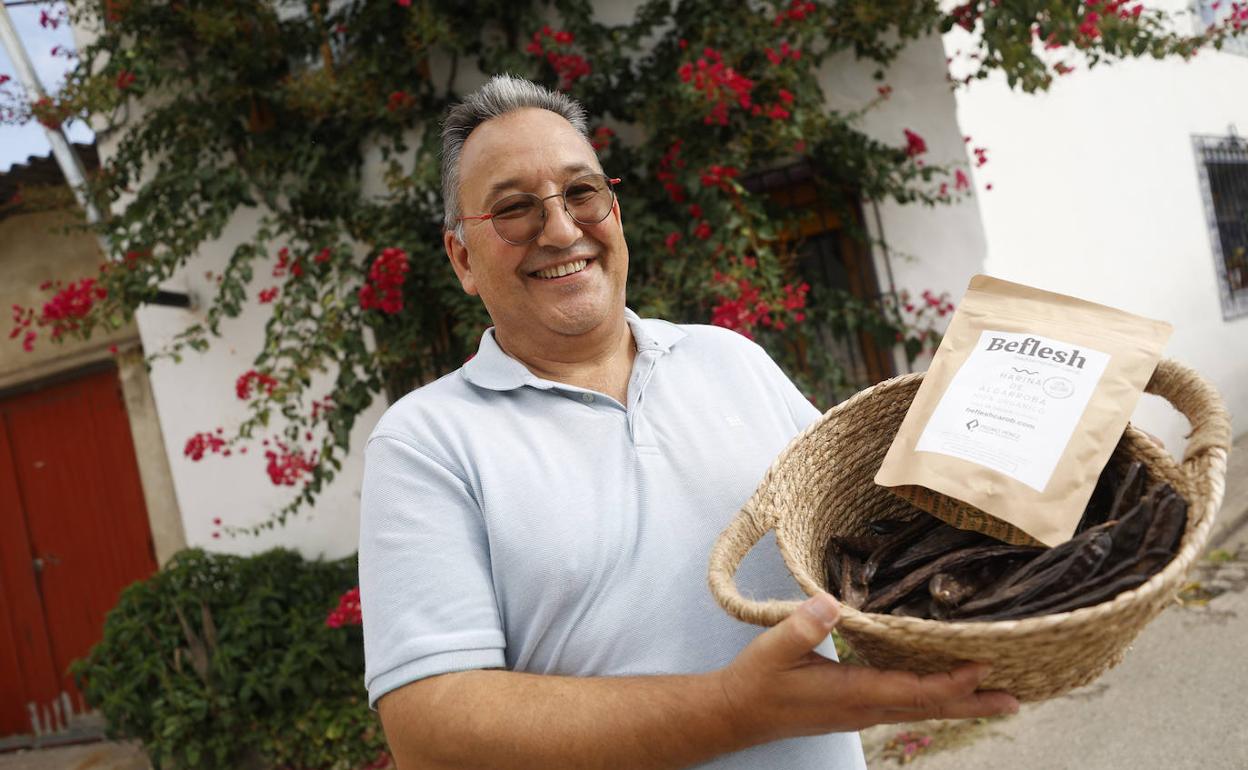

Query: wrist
[[707, 668, 772, 751]]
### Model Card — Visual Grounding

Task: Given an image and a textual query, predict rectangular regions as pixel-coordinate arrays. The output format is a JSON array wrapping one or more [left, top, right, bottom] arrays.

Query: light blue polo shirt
[[359, 309, 866, 769]]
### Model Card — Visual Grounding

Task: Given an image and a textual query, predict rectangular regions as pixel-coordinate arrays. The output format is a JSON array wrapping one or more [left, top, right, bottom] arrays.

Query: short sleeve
[[359, 433, 506, 708], [743, 340, 822, 433]]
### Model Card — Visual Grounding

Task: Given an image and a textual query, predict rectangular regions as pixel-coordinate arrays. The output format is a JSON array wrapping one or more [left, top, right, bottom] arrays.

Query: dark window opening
[[1194, 134, 1248, 320]]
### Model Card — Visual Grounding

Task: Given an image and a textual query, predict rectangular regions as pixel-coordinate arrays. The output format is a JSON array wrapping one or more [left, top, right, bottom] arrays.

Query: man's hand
[[716, 592, 1019, 743]]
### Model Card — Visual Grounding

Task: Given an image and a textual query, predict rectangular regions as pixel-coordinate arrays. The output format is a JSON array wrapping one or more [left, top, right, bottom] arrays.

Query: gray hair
[[441, 74, 591, 240]]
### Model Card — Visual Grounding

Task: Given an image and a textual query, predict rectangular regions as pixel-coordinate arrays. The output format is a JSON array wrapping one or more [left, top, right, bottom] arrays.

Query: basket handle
[[707, 496, 803, 627], [1144, 359, 1232, 483]]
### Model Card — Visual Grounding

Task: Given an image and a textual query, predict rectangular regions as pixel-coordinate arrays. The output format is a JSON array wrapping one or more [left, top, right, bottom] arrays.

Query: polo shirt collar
[[462, 308, 687, 392]]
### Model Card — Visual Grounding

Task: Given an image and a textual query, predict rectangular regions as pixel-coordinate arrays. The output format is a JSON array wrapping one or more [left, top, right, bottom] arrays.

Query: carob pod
[[956, 532, 1113, 621], [839, 549, 871, 609], [862, 515, 942, 585], [952, 531, 1112, 618], [862, 543, 1039, 614], [824, 543, 844, 600], [984, 541, 1175, 622], [829, 534, 887, 560], [1075, 462, 1120, 533], [971, 570, 1154, 622], [992, 520, 1118, 595], [1107, 461, 1147, 521], [890, 595, 934, 618], [874, 524, 992, 583], [1106, 494, 1156, 564], [1138, 487, 1188, 559], [926, 556, 1028, 619]]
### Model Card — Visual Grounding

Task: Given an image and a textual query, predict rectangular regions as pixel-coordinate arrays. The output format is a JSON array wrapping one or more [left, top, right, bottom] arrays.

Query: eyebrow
[[483, 162, 600, 202]]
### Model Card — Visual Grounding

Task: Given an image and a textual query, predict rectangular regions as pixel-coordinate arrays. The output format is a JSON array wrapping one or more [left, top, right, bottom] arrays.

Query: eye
[[565, 183, 600, 202], [492, 196, 536, 219]]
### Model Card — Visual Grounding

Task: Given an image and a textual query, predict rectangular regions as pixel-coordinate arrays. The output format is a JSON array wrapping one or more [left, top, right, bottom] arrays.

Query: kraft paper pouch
[[874, 275, 1171, 547]]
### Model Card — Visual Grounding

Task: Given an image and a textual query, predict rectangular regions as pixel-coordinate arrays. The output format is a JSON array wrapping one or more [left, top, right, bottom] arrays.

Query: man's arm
[[378, 593, 1018, 769]]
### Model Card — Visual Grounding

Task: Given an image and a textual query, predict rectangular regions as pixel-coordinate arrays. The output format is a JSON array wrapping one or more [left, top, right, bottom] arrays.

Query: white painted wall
[[820, 33, 990, 375], [69, 21, 387, 563], [131, 206, 387, 561], [943, 1, 1248, 458]]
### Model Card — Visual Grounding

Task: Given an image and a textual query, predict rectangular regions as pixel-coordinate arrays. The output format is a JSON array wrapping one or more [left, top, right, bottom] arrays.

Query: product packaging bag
[[874, 275, 1172, 547]]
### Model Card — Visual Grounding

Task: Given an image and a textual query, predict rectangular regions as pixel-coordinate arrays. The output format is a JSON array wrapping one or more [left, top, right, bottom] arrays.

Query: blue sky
[[1, 2, 94, 172]]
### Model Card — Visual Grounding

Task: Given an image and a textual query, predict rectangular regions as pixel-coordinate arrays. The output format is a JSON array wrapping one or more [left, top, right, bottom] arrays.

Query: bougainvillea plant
[[4, 0, 1242, 541]]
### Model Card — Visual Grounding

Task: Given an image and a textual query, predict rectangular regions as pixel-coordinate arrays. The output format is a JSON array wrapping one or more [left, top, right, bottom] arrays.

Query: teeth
[[535, 259, 588, 279]]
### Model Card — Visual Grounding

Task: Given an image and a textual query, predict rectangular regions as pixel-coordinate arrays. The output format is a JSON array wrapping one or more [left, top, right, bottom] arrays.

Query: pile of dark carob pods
[[825, 462, 1189, 622]]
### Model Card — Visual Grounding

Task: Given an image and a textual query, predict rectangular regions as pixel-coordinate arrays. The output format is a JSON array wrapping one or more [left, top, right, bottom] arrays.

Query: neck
[[495, 314, 636, 403]]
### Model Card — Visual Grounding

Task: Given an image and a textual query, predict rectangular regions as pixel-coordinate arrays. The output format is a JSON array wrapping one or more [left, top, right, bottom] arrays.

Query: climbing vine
[[4, 0, 1237, 532]]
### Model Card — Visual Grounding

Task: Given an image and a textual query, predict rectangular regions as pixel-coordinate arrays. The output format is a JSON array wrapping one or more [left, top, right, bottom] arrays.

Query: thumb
[[749, 592, 841, 667]]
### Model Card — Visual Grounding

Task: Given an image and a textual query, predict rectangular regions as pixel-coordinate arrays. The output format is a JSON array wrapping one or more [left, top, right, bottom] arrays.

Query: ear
[[444, 228, 479, 296]]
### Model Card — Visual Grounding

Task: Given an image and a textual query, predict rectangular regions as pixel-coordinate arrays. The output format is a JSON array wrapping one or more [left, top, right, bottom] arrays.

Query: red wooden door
[[0, 365, 158, 737]]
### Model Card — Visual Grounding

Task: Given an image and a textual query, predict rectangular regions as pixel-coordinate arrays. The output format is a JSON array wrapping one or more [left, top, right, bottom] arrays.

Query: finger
[[839, 662, 992, 711], [749, 593, 841, 667], [878, 689, 1020, 722]]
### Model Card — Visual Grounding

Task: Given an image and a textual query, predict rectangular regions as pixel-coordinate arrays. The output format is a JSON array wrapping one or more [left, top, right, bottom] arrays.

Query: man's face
[[445, 108, 629, 348]]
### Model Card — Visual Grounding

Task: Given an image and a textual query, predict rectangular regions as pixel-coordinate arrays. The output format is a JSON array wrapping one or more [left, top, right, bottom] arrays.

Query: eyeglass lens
[[490, 174, 615, 244]]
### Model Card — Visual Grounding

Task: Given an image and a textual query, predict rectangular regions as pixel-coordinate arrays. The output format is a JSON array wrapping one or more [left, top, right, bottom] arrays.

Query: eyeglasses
[[458, 173, 621, 245]]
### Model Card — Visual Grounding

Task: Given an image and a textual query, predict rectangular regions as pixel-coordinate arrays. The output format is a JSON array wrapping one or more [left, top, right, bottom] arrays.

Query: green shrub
[[70, 548, 389, 770]]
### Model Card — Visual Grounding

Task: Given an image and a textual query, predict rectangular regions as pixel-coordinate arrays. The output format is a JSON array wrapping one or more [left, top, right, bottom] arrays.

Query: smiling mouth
[[530, 258, 592, 280]]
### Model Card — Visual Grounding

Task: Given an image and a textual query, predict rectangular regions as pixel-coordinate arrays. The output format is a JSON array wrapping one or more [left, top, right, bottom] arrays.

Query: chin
[[545, 299, 616, 337]]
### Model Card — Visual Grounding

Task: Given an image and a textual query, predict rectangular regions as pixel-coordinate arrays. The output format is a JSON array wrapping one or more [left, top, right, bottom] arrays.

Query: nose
[[535, 195, 583, 249]]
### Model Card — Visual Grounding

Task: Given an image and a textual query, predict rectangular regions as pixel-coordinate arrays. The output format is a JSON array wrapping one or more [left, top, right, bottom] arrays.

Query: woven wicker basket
[[709, 359, 1231, 702]]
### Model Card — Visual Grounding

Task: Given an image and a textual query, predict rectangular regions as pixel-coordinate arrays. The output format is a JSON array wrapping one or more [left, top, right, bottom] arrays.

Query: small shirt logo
[[725, 415, 745, 428]]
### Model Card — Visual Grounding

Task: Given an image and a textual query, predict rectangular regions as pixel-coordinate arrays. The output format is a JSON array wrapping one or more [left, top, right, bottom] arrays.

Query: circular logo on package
[[1043, 376, 1074, 399]]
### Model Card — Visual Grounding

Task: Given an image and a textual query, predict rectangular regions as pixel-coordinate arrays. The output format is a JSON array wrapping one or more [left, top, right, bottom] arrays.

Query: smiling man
[[358, 74, 1017, 770]]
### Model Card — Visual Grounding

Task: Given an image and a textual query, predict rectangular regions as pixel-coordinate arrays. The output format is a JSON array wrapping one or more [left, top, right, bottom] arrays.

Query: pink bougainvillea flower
[[265, 441, 317, 486], [767, 103, 791, 120], [326, 586, 362, 628], [903, 128, 927, 157], [184, 431, 228, 461], [359, 247, 409, 314], [235, 370, 278, 400]]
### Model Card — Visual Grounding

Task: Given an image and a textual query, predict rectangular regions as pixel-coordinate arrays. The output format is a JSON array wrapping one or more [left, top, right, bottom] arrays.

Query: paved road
[[0, 741, 148, 770]]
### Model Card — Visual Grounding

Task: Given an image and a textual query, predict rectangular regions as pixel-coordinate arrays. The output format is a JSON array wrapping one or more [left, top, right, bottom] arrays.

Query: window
[[1193, 1, 1248, 57], [1193, 134, 1248, 320], [744, 161, 896, 405]]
